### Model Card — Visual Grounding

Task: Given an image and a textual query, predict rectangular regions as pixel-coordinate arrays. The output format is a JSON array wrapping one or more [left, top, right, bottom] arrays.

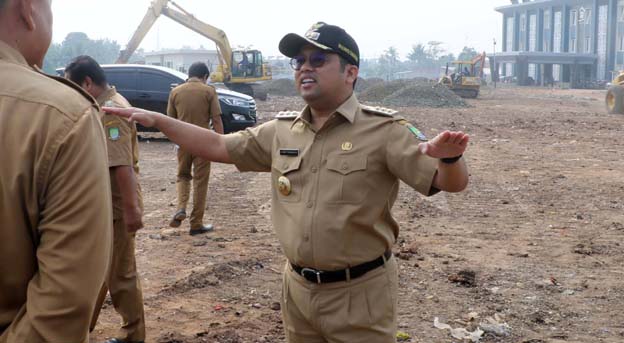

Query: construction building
[[494, 0, 624, 87]]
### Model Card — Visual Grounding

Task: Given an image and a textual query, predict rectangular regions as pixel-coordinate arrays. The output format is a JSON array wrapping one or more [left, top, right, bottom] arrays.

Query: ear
[[82, 76, 93, 90], [18, 0, 36, 31], [345, 65, 359, 86]]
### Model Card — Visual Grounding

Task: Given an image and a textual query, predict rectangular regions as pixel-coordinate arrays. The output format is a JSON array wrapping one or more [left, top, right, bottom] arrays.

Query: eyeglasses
[[290, 51, 330, 71]]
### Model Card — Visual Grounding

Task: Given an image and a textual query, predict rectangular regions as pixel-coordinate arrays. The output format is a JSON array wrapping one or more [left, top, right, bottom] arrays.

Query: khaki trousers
[[281, 256, 398, 343], [90, 218, 145, 342], [176, 149, 211, 229]]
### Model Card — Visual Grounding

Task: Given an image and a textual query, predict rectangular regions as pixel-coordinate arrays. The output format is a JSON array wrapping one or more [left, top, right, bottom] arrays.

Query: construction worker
[[105, 22, 469, 342], [167, 61, 224, 236], [0, 1, 112, 342], [64, 55, 146, 343]]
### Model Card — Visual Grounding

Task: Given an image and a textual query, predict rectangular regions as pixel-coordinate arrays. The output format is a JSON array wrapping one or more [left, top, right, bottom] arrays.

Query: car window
[[105, 69, 136, 91], [138, 71, 178, 92]]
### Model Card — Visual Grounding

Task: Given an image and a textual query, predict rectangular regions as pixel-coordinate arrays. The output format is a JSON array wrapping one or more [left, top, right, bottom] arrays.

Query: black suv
[[57, 64, 257, 134]]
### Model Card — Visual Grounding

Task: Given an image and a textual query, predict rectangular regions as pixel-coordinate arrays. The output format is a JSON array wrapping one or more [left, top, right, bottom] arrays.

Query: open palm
[[418, 130, 469, 159]]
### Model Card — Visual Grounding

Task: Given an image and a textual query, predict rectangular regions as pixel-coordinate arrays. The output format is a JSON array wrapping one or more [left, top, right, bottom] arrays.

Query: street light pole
[[493, 38, 497, 88]]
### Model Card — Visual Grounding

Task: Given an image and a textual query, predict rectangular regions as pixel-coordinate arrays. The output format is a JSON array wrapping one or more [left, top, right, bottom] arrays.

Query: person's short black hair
[[188, 62, 210, 78], [0, 0, 6, 11], [64, 55, 107, 87]]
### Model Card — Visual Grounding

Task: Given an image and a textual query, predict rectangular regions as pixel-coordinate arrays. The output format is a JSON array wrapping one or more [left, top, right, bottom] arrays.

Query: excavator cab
[[439, 52, 486, 99], [231, 50, 266, 79]]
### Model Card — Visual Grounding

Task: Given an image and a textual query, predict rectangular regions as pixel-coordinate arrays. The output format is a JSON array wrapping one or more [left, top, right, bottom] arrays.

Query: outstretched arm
[[104, 107, 232, 163], [419, 130, 469, 192]]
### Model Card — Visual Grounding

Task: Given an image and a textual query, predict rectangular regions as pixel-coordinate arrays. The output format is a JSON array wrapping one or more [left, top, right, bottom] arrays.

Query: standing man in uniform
[[0, 1, 112, 342], [64, 55, 146, 343], [106, 22, 469, 342], [167, 61, 224, 236]]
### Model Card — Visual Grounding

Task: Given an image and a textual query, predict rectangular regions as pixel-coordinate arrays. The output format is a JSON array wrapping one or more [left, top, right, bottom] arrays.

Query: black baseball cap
[[279, 22, 360, 67]]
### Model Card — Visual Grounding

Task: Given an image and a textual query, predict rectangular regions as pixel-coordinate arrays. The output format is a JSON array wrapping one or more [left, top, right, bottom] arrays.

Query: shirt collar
[[0, 40, 30, 67], [292, 92, 359, 129], [95, 86, 117, 107]]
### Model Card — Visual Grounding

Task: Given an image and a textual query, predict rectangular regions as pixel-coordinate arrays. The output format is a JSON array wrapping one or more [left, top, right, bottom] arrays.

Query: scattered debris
[[396, 331, 411, 342], [448, 269, 477, 287], [434, 317, 483, 342]]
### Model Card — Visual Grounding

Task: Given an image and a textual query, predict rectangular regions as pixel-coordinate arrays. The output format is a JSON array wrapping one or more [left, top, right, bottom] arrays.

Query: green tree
[[42, 32, 120, 74], [457, 46, 478, 61]]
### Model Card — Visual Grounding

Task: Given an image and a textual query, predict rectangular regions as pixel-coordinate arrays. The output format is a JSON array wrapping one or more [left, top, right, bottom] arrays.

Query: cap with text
[[278, 22, 360, 67]]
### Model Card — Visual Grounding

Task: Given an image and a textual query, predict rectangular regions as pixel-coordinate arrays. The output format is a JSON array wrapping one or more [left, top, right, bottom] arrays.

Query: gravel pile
[[359, 79, 468, 108]]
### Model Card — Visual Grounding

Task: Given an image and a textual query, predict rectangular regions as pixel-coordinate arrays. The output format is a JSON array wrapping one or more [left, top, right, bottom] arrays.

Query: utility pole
[[493, 38, 497, 88]]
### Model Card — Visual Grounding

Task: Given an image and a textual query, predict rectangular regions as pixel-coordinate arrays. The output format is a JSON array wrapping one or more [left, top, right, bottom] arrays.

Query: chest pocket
[[325, 154, 368, 203], [273, 155, 303, 202]]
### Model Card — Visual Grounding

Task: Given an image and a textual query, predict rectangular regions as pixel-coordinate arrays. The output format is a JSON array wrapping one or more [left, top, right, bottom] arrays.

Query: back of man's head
[[64, 55, 107, 87], [188, 62, 210, 79]]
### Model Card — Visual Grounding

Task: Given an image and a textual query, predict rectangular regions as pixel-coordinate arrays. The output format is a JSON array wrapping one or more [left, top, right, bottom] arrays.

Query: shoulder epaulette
[[361, 105, 397, 117], [275, 111, 299, 120]]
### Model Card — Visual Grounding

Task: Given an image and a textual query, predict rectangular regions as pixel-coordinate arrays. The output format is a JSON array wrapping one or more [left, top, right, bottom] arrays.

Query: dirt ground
[[90, 86, 624, 343]]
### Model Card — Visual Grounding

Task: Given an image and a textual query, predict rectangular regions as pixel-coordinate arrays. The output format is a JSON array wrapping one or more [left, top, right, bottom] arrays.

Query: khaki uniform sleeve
[[1, 108, 112, 343], [167, 90, 177, 119], [223, 120, 276, 172], [209, 88, 222, 119], [102, 115, 133, 167], [385, 120, 439, 196]]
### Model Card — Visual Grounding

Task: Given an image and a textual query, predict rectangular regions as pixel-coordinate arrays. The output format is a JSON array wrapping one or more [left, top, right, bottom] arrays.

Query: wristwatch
[[440, 154, 462, 164]]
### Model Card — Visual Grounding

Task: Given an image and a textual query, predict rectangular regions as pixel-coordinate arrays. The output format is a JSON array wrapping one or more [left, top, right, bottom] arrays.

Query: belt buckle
[[301, 267, 322, 284]]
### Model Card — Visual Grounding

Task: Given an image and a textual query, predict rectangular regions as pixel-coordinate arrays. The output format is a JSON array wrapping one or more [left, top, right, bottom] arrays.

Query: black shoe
[[169, 210, 187, 228], [189, 224, 214, 236], [104, 339, 144, 343]]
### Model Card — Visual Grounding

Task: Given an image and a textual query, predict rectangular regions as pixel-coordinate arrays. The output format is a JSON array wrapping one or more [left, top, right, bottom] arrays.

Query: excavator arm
[[116, 0, 232, 72], [116, 0, 168, 64]]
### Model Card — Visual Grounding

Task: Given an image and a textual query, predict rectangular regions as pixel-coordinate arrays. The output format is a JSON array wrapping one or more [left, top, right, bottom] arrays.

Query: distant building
[[494, 0, 623, 87], [144, 49, 220, 74]]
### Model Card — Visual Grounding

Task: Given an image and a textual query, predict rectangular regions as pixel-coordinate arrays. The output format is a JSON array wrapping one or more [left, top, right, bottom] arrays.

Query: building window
[[619, 4, 624, 22], [520, 14, 526, 31], [585, 37, 591, 53], [585, 9, 591, 26], [165, 61, 173, 69], [619, 35, 624, 51], [570, 38, 577, 52], [570, 10, 577, 26], [544, 10, 551, 29]]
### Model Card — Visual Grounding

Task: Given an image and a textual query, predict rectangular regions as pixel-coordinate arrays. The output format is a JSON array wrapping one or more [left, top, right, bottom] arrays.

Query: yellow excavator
[[117, 0, 271, 98], [606, 72, 624, 114], [439, 52, 486, 99]]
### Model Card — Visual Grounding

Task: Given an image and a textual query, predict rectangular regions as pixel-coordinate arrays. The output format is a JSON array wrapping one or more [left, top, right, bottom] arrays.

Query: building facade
[[144, 49, 220, 74], [494, 0, 624, 87]]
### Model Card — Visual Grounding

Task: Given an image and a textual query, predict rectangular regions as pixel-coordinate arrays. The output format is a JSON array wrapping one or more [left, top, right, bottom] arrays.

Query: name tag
[[279, 148, 299, 156]]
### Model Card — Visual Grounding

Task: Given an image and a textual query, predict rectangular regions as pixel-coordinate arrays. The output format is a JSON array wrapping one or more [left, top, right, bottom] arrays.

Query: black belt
[[291, 250, 392, 284]]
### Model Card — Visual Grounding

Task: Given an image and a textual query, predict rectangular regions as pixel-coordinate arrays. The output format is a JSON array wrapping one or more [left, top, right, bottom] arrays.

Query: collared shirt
[[224, 93, 438, 270], [0, 40, 112, 342], [167, 79, 221, 129], [97, 87, 143, 220]]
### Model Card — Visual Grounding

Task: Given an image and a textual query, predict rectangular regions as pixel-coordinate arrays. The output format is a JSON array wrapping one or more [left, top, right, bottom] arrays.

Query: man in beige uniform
[[0, 1, 113, 342], [106, 22, 469, 343], [167, 61, 224, 235], [64, 55, 146, 343]]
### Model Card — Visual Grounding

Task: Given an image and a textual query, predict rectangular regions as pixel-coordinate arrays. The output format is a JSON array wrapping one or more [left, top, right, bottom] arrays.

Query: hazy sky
[[51, 0, 506, 60]]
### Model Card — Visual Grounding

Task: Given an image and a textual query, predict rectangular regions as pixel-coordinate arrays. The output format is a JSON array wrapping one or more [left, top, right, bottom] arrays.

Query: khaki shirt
[[167, 79, 221, 129], [224, 94, 438, 270], [97, 87, 143, 220], [0, 41, 112, 342]]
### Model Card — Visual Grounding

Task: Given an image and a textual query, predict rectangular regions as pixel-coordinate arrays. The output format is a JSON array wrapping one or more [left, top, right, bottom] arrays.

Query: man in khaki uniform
[[0, 1, 112, 342], [105, 22, 469, 343], [65, 55, 146, 343], [167, 61, 224, 235]]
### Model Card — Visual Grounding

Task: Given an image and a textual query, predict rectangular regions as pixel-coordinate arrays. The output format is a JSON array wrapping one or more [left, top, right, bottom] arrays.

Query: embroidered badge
[[341, 142, 353, 151], [407, 124, 427, 141], [108, 127, 120, 141]]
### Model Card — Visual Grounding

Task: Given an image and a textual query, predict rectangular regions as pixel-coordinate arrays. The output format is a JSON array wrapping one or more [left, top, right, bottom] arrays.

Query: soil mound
[[355, 77, 384, 93], [262, 78, 297, 96], [359, 79, 467, 108]]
